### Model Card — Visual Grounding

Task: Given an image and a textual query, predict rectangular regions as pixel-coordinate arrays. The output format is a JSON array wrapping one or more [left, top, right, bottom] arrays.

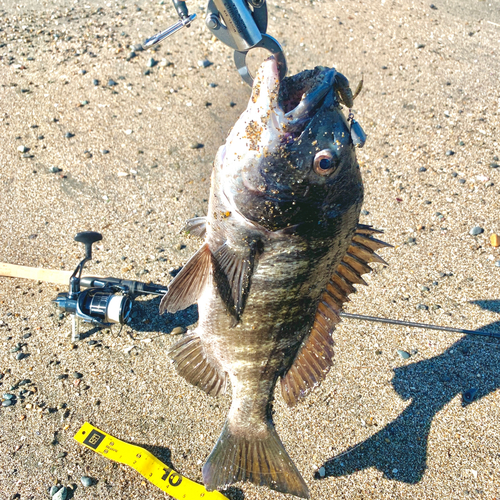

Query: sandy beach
[[1, 0, 500, 498]]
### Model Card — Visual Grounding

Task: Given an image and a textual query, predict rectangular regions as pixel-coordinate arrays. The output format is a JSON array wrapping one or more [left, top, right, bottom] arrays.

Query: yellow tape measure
[[74, 422, 228, 499]]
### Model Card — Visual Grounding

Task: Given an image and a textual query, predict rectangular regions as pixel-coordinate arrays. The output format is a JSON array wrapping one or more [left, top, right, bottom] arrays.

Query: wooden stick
[[0, 263, 74, 285]]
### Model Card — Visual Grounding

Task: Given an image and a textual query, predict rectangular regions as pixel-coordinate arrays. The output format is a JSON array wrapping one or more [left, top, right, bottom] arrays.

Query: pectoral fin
[[212, 241, 258, 320]]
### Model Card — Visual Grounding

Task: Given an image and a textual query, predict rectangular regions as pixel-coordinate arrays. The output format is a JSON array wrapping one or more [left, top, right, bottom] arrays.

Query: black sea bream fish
[[160, 58, 390, 498]]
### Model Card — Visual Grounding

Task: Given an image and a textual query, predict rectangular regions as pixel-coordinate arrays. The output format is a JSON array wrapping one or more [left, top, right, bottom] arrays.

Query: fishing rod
[[339, 312, 500, 340], [2, 231, 498, 341]]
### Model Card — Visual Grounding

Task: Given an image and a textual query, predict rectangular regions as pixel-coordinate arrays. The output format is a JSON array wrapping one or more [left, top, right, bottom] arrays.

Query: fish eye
[[313, 150, 337, 176]]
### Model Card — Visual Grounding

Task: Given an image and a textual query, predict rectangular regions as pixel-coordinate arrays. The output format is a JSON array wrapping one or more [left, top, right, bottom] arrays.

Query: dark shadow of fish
[[318, 300, 500, 483]]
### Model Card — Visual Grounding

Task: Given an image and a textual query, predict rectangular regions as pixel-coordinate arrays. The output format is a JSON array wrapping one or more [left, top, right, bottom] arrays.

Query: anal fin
[[160, 243, 211, 314], [168, 333, 227, 397]]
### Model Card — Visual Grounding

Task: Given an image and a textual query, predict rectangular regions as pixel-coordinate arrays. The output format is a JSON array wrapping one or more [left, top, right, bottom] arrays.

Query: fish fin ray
[[168, 332, 227, 397], [182, 216, 207, 238], [203, 420, 309, 498], [159, 243, 211, 314], [282, 226, 390, 406], [213, 242, 257, 319]]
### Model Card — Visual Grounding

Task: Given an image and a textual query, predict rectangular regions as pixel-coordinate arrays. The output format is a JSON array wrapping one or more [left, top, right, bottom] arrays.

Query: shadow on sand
[[319, 300, 500, 484]]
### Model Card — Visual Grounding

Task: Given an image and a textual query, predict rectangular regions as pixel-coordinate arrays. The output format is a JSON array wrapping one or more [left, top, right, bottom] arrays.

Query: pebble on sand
[[17, 145, 28, 153], [52, 486, 67, 500], [470, 226, 484, 236], [397, 350, 411, 359], [490, 234, 500, 247], [80, 476, 93, 487]]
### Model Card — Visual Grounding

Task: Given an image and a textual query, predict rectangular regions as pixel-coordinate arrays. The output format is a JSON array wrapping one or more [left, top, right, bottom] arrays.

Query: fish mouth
[[253, 59, 338, 141]]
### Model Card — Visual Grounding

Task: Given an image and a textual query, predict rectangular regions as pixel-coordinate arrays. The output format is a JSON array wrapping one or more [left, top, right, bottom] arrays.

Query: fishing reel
[[53, 231, 168, 342]]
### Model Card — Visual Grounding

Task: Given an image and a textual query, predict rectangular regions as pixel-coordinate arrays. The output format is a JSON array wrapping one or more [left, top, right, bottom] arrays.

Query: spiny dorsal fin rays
[[280, 225, 390, 407]]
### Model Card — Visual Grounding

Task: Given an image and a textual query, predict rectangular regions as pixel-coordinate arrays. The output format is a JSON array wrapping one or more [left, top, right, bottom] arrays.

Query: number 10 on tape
[[74, 422, 228, 499]]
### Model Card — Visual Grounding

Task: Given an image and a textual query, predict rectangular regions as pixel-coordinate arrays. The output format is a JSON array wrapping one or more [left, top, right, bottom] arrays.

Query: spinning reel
[[53, 231, 168, 342]]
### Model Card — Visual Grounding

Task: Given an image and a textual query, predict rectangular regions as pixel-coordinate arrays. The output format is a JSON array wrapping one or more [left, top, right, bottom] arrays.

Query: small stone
[[17, 145, 28, 153], [3, 393, 15, 399], [73, 372, 83, 379], [108, 79, 117, 86], [84, 151, 92, 158], [65, 132, 74, 139], [410, 349, 418, 355], [147, 58, 156, 68], [19, 379, 30, 386], [361, 209, 369, 216], [459, 140, 465, 146], [397, 350, 411, 359], [52, 486, 67, 500], [421, 286, 430, 292], [190, 142, 204, 149], [125, 129, 133, 135], [126, 51, 136, 61], [16, 353, 25, 360], [2, 399, 13, 407], [80, 476, 93, 487], [10, 346, 20, 353], [490, 162, 499, 168], [463, 387, 478, 404], [430, 3, 438, 9], [470, 226, 484, 236], [424, 200, 432, 205], [418, 166, 427, 172], [23, 333, 31, 339], [417, 304, 428, 311], [80, 100, 89, 106], [93, 79, 99, 86], [100, 149, 109, 154], [143, 69, 151, 76], [56, 452, 67, 459], [57, 374, 68, 380], [458, 178, 466, 184], [431, 304, 441, 311], [49, 486, 60, 496], [79, 69, 86, 75], [490, 234, 500, 247], [197, 59, 213, 68], [171, 326, 187, 335], [445, 150, 455, 156], [318, 466, 326, 478]]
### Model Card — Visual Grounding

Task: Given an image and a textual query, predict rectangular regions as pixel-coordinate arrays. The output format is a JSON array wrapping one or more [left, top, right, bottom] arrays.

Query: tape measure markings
[[74, 422, 228, 499]]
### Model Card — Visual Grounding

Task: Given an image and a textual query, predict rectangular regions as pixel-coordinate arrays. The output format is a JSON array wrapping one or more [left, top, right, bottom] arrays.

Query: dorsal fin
[[159, 243, 212, 314], [183, 216, 207, 238], [169, 332, 227, 397], [212, 241, 258, 320], [281, 225, 392, 407]]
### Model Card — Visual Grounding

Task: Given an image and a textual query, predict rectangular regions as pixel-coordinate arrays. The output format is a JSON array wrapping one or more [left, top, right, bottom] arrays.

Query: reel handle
[[75, 231, 102, 259]]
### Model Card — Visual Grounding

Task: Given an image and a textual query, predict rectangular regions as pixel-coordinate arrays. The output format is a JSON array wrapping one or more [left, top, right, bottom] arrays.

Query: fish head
[[218, 58, 364, 233]]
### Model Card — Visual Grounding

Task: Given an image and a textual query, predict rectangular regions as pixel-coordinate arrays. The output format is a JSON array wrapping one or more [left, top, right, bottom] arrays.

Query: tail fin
[[202, 420, 310, 498]]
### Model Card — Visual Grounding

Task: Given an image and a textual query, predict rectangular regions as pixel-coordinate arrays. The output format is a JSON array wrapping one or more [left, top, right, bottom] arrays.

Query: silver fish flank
[[160, 58, 391, 498]]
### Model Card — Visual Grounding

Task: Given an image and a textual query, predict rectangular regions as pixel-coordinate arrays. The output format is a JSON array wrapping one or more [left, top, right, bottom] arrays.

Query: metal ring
[[234, 33, 287, 86]]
